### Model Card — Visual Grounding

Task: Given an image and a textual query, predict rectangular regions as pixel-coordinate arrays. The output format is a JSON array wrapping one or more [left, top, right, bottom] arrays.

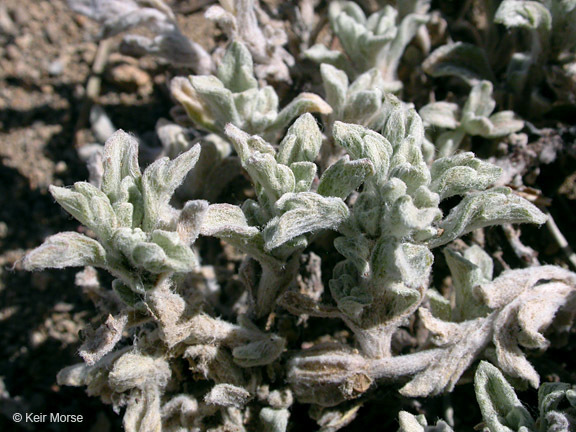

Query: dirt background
[[2, 0, 576, 431]]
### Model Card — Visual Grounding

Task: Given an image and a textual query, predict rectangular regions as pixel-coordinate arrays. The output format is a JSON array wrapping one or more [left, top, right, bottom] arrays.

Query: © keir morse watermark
[[12, 412, 84, 424]]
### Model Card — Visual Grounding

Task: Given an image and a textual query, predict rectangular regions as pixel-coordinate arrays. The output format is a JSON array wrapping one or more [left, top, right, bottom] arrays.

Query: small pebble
[[48, 60, 63, 76]]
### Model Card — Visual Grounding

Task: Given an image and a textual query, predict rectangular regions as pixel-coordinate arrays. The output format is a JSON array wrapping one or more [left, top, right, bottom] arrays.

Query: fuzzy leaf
[[23, 232, 107, 270], [333, 121, 393, 184], [225, 123, 275, 164], [50, 183, 117, 240], [398, 411, 454, 432], [484, 111, 525, 138], [132, 230, 196, 273], [263, 193, 349, 250], [318, 156, 375, 199], [444, 247, 492, 321], [474, 361, 535, 432], [217, 41, 258, 93], [171, 77, 216, 131], [177, 200, 209, 245], [271, 93, 332, 132], [321, 63, 349, 112], [495, 0, 552, 32], [430, 152, 502, 200], [141, 144, 201, 231], [371, 240, 433, 288], [204, 384, 251, 408], [462, 81, 496, 118], [245, 152, 295, 204], [400, 316, 494, 397], [423, 42, 494, 84], [201, 204, 260, 239], [493, 281, 575, 387], [419, 102, 460, 129], [290, 162, 316, 193], [305, 44, 352, 74], [276, 113, 323, 165], [260, 408, 290, 432], [101, 130, 141, 203], [190, 75, 241, 128], [429, 188, 546, 248], [385, 12, 429, 68], [232, 336, 286, 367]]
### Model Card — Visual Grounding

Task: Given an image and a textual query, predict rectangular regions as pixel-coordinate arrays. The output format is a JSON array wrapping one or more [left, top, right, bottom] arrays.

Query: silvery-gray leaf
[[342, 89, 383, 124], [383, 12, 429, 79], [473, 265, 575, 309], [330, 274, 372, 319], [419, 102, 460, 129], [462, 80, 496, 118], [389, 160, 430, 194], [263, 193, 349, 250], [234, 88, 260, 124], [49, 183, 117, 241], [400, 315, 494, 397], [46, 184, 93, 232], [333, 121, 393, 184], [321, 64, 349, 113], [260, 407, 290, 432], [495, 0, 552, 33], [426, 289, 451, 321], [135, 229, 196, 272], [170, 77, 216, 132], [225, 123, 275, 164], [245, 152, 295, 204], [79, 313, 128, 366], [190, 76, 241, 130], [435, 129, 465, 158], [329, 1, 366, 24], [349, 191, 382, 237], [276, 113, 323, 165], [290, 162, 317, 193], [387, 195, 442, 237], [429, 188, 547, 248], [492, 280, 575, 387], [348, 68, 387, 94], [333, 235, 371, 275], [379, 96, 411, 145], [123, 387, 163, 432], [423, 42, 494, 84], [317, 156, 374, 199], [121, 32, 213, 73], [204, 384, 251, 408], [444, 247, 491, 321], [177, 200, 209, 245], [23, 232, 107, 271], [68, 0, 175, 38], [305, 45, 352, 75], [484, 111, 525, 138], [371, 241, 433, 289], [141, 144, 201, 231], [232, 335, 286, 367], [474, 361, 535, 432], [271, 93, 332, 133], [397, 411, 454, 432], [538, 382, 576, 431], [201, 204, 260, 239], [217, 41, 258, 93], [109, 352, 171, 392], [430, 152, 502, 200]]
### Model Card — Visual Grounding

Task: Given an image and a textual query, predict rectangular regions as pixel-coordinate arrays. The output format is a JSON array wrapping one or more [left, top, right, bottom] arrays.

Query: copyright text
[[12, 412, 83, 423]]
